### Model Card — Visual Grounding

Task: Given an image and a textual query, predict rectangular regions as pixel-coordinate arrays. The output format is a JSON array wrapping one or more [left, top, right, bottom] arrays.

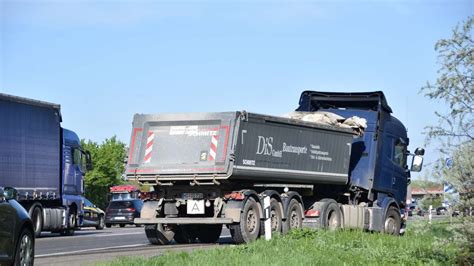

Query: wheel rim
[[270, 209, 280, 231], [69, 212, 76, 227], [100, 217, 104, 228], [246, 209, 257, 233], [327, 211, 338, 230], [385, 217, 396, 234], [289, 207, 300, 229], [19, 234, 33, 266]]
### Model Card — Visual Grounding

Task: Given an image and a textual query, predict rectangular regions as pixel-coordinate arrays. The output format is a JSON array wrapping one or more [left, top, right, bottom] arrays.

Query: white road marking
[[92, 232, 144, 237], [35, 244, 149, 258], [37, 234, 233, 258], [37, 230, 144, 241]]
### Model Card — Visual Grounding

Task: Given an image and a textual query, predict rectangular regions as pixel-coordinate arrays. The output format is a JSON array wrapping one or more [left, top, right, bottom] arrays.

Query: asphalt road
[[35, 225, 233, 266]]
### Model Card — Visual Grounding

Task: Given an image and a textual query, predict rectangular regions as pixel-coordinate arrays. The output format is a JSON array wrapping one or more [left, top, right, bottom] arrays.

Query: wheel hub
[[385, 217, 396, 234], [246, 209, 257, 233], [19, 234, 33, 266]]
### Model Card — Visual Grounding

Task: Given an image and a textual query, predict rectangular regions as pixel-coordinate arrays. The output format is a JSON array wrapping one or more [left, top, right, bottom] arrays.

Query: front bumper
[[134, 217, 233, 225]]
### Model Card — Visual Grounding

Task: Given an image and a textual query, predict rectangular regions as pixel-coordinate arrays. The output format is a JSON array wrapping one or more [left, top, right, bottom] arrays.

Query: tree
[[421, 16, 473, 143], [81, 136, 127, 209], [421, 16, 473, 201]]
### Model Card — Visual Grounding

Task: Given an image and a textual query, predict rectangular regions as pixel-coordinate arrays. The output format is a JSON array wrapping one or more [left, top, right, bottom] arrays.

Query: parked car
[[105, 199, 143, 228], [82, 198, 105, 230], [436, 207, 448, 215], [0, 187, 35, 265], [416, 208, 425, 216], [407, 205, 416, 216]]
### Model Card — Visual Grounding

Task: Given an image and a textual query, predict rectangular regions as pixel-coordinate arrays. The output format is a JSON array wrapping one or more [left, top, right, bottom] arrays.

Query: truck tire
[[145, 224, 175, 245], [14, 227, 34, 266], [96, 215, 105, 230], [283, 199, 303, 234], [384, 207, 401, 235], [60, 208, 76, 236], [197, 225, 222, 243], [30, 206, 43, 238], [320, 202, 342, 230], [261, 198, 283, 235], [230, 197, 261, 244]]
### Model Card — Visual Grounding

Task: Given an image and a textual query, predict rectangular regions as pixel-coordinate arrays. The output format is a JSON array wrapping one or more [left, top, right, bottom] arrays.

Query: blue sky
[[1, 0, 472, 179]]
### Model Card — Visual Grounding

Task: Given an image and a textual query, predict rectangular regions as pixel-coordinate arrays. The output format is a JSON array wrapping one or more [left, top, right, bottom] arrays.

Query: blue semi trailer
[[0, 93, 91, 236], [128, 91, 425, 244]]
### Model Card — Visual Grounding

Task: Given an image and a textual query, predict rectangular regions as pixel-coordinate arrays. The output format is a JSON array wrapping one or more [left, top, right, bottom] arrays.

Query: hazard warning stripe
[[209, 135, 219, 161], [144, 131, 155, 163]]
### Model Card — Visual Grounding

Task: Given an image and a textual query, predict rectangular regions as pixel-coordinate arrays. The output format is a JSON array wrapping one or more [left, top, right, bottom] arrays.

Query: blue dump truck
[[0, 93, 91, 236], [127, 91, 425, 244]]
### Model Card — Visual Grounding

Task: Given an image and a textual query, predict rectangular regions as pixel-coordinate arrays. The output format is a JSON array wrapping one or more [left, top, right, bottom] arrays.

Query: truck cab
[[296, 91, 420, 209], [62, 128, 89, 229]]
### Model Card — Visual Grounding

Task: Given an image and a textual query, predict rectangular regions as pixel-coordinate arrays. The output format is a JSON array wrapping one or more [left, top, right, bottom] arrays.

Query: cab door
[[391, 138, 409, 204]]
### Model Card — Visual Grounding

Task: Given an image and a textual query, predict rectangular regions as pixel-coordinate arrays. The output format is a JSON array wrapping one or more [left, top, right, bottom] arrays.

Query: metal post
[[429, 205, 432, 224], [264, 196, 271, 240]]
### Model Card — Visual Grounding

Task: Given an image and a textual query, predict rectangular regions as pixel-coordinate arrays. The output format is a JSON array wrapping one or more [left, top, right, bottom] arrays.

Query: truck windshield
[[111, 193, 133, 201]]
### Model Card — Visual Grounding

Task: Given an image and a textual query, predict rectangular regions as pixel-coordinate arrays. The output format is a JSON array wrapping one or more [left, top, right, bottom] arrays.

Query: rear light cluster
[[126, 208, 136, 212], [224, 192, 245, 200], [305, 209, 320, 217]]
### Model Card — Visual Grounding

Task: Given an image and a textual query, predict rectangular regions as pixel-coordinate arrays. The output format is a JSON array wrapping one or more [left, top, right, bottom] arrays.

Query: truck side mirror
[[3, 187, 19, 200], [411, 155, 424, 172], [414, 148, 425, 156], [85, 151, 93, 171]]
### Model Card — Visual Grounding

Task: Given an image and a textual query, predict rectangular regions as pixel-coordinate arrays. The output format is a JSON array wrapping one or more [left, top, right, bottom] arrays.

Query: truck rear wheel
[[283, 199, 303, 234], [30, 206, 43, 238], [197, 225, 222, 243], [230, 197, 261, 244], [384, 207, 401, 235], [145, 224, 174, 245], [261, 198, 283, 235], [321, 202, 342, 230]]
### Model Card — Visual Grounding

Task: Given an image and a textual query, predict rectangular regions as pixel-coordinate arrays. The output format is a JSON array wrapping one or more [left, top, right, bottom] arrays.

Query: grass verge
[[102, 218, 472, 265]]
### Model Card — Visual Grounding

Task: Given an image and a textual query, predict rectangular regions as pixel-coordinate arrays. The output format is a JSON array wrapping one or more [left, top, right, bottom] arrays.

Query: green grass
[[102, 219, 471, 266]]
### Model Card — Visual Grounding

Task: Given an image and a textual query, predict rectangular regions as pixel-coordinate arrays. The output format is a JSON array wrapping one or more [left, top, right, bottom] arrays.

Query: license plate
[[114, 216, 126, 220], [187, 200, 205, 214], [182, 193, 204, 200]]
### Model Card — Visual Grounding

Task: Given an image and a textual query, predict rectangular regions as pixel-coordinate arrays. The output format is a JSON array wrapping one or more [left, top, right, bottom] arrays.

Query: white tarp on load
[[284, 111, 367, 136]]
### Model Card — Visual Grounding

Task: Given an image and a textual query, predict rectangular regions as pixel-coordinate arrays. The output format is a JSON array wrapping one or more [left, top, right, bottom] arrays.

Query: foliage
[[420, 195, 443, 210], [81, 136, 127, 209], [410, 180, 442, 190], [421, 16, 473, 208], [421, 16, 473, 142], [440, 141, 474, 208], [102, 220, 467, 266]]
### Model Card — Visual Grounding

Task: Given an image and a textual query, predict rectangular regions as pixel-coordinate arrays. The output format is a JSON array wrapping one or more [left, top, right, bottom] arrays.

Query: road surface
[[35, 225, 233, 265]]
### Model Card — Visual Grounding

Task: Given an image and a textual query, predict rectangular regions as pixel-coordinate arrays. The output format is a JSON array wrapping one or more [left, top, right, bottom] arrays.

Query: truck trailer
[[0, 93, 92, 236], [127, 91, 424, 244]]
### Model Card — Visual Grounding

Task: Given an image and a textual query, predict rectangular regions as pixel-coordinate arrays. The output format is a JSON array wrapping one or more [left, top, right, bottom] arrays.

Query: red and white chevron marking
[[209, 135, 219, 161], [144, 131, 154, 163]]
